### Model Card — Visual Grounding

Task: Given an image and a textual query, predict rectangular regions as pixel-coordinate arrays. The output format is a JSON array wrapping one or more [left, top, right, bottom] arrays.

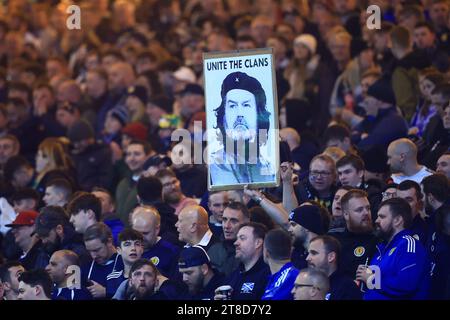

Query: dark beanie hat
[[127, 85, 148, 105], [289, 205, 324, 235], [180, 83, 204, 96], [143, 154, 172, 171], [67, 120, 95, 143], [148, 95, 173, 113], [367, 76, 396, 105], [220, 71, 266, 107], [361, 146, 389, 174]]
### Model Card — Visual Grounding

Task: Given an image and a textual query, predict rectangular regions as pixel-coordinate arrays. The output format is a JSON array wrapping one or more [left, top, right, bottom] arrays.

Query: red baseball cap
[[5, 210, 39, 227]]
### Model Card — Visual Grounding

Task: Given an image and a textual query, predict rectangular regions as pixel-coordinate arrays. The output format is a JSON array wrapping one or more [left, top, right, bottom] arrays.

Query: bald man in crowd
[[45, 250, 92, 300], [387, 138, 434, 184], [130, 206, 180, 278], [291, 268, 329, 300], [175, 205, 219, 250]]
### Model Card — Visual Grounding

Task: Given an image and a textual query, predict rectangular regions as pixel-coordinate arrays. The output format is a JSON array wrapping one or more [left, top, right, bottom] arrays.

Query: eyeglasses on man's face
[[310, 171, 332, 178], [293, 283, 320, 290]]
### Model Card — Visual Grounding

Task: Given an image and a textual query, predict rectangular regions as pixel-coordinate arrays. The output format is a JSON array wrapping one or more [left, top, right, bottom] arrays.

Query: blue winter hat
[[109, 106, 128, 127], [178, 245, 211, 268]]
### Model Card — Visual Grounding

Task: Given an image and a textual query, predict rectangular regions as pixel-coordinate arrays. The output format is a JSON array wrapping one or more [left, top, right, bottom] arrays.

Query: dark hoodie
[[34, 225, 91, 269]]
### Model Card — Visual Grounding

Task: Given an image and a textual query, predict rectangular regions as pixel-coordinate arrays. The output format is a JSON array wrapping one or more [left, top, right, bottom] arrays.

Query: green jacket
[[391, 50, 431, 122], [115, 177, 138, 226]]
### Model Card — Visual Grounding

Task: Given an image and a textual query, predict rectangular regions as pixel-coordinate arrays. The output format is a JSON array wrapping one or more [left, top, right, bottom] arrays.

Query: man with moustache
[[178, 245, 226, 300], [329, 189, 378, 278], [209, 71, 275, 186], [356, 198, 430, 300], [113, 259, 167, 300]]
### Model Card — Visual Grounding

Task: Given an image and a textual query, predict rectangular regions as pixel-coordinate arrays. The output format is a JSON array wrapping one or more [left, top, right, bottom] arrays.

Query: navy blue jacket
[[103, 216, 124, 246], [34, 226, 91, 269], [52, 285, 92, 300], [158, 278, 189, 300], [227, 257, 271, 300], [409, 214, 428, 246], [142, 239, 180, 279], [429, 233, 450, 299], [82, 253, 121, 289], [291, 246, 308, 271], [327, 270, 362, 300], [190, 271, 226, 300], [364, 229, 431, 300], [354, 106, 408, 151]]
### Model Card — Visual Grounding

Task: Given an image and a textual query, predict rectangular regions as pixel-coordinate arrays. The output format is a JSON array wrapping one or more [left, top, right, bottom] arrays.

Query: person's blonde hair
[[322, 147, 346, 164], [327, 27, 352, 46], [37, 137, 72, 174]]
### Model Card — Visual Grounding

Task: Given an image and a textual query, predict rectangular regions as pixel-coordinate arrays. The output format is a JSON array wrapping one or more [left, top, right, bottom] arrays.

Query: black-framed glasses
[[293, 284, 318, 290]]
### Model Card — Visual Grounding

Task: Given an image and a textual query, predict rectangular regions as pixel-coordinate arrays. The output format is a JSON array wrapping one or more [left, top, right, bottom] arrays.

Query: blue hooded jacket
[[364, 229, 431, 300]]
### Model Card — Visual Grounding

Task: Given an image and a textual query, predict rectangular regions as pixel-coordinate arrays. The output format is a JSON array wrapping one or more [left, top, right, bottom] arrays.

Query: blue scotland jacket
[[364, 229, 431, 300]]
